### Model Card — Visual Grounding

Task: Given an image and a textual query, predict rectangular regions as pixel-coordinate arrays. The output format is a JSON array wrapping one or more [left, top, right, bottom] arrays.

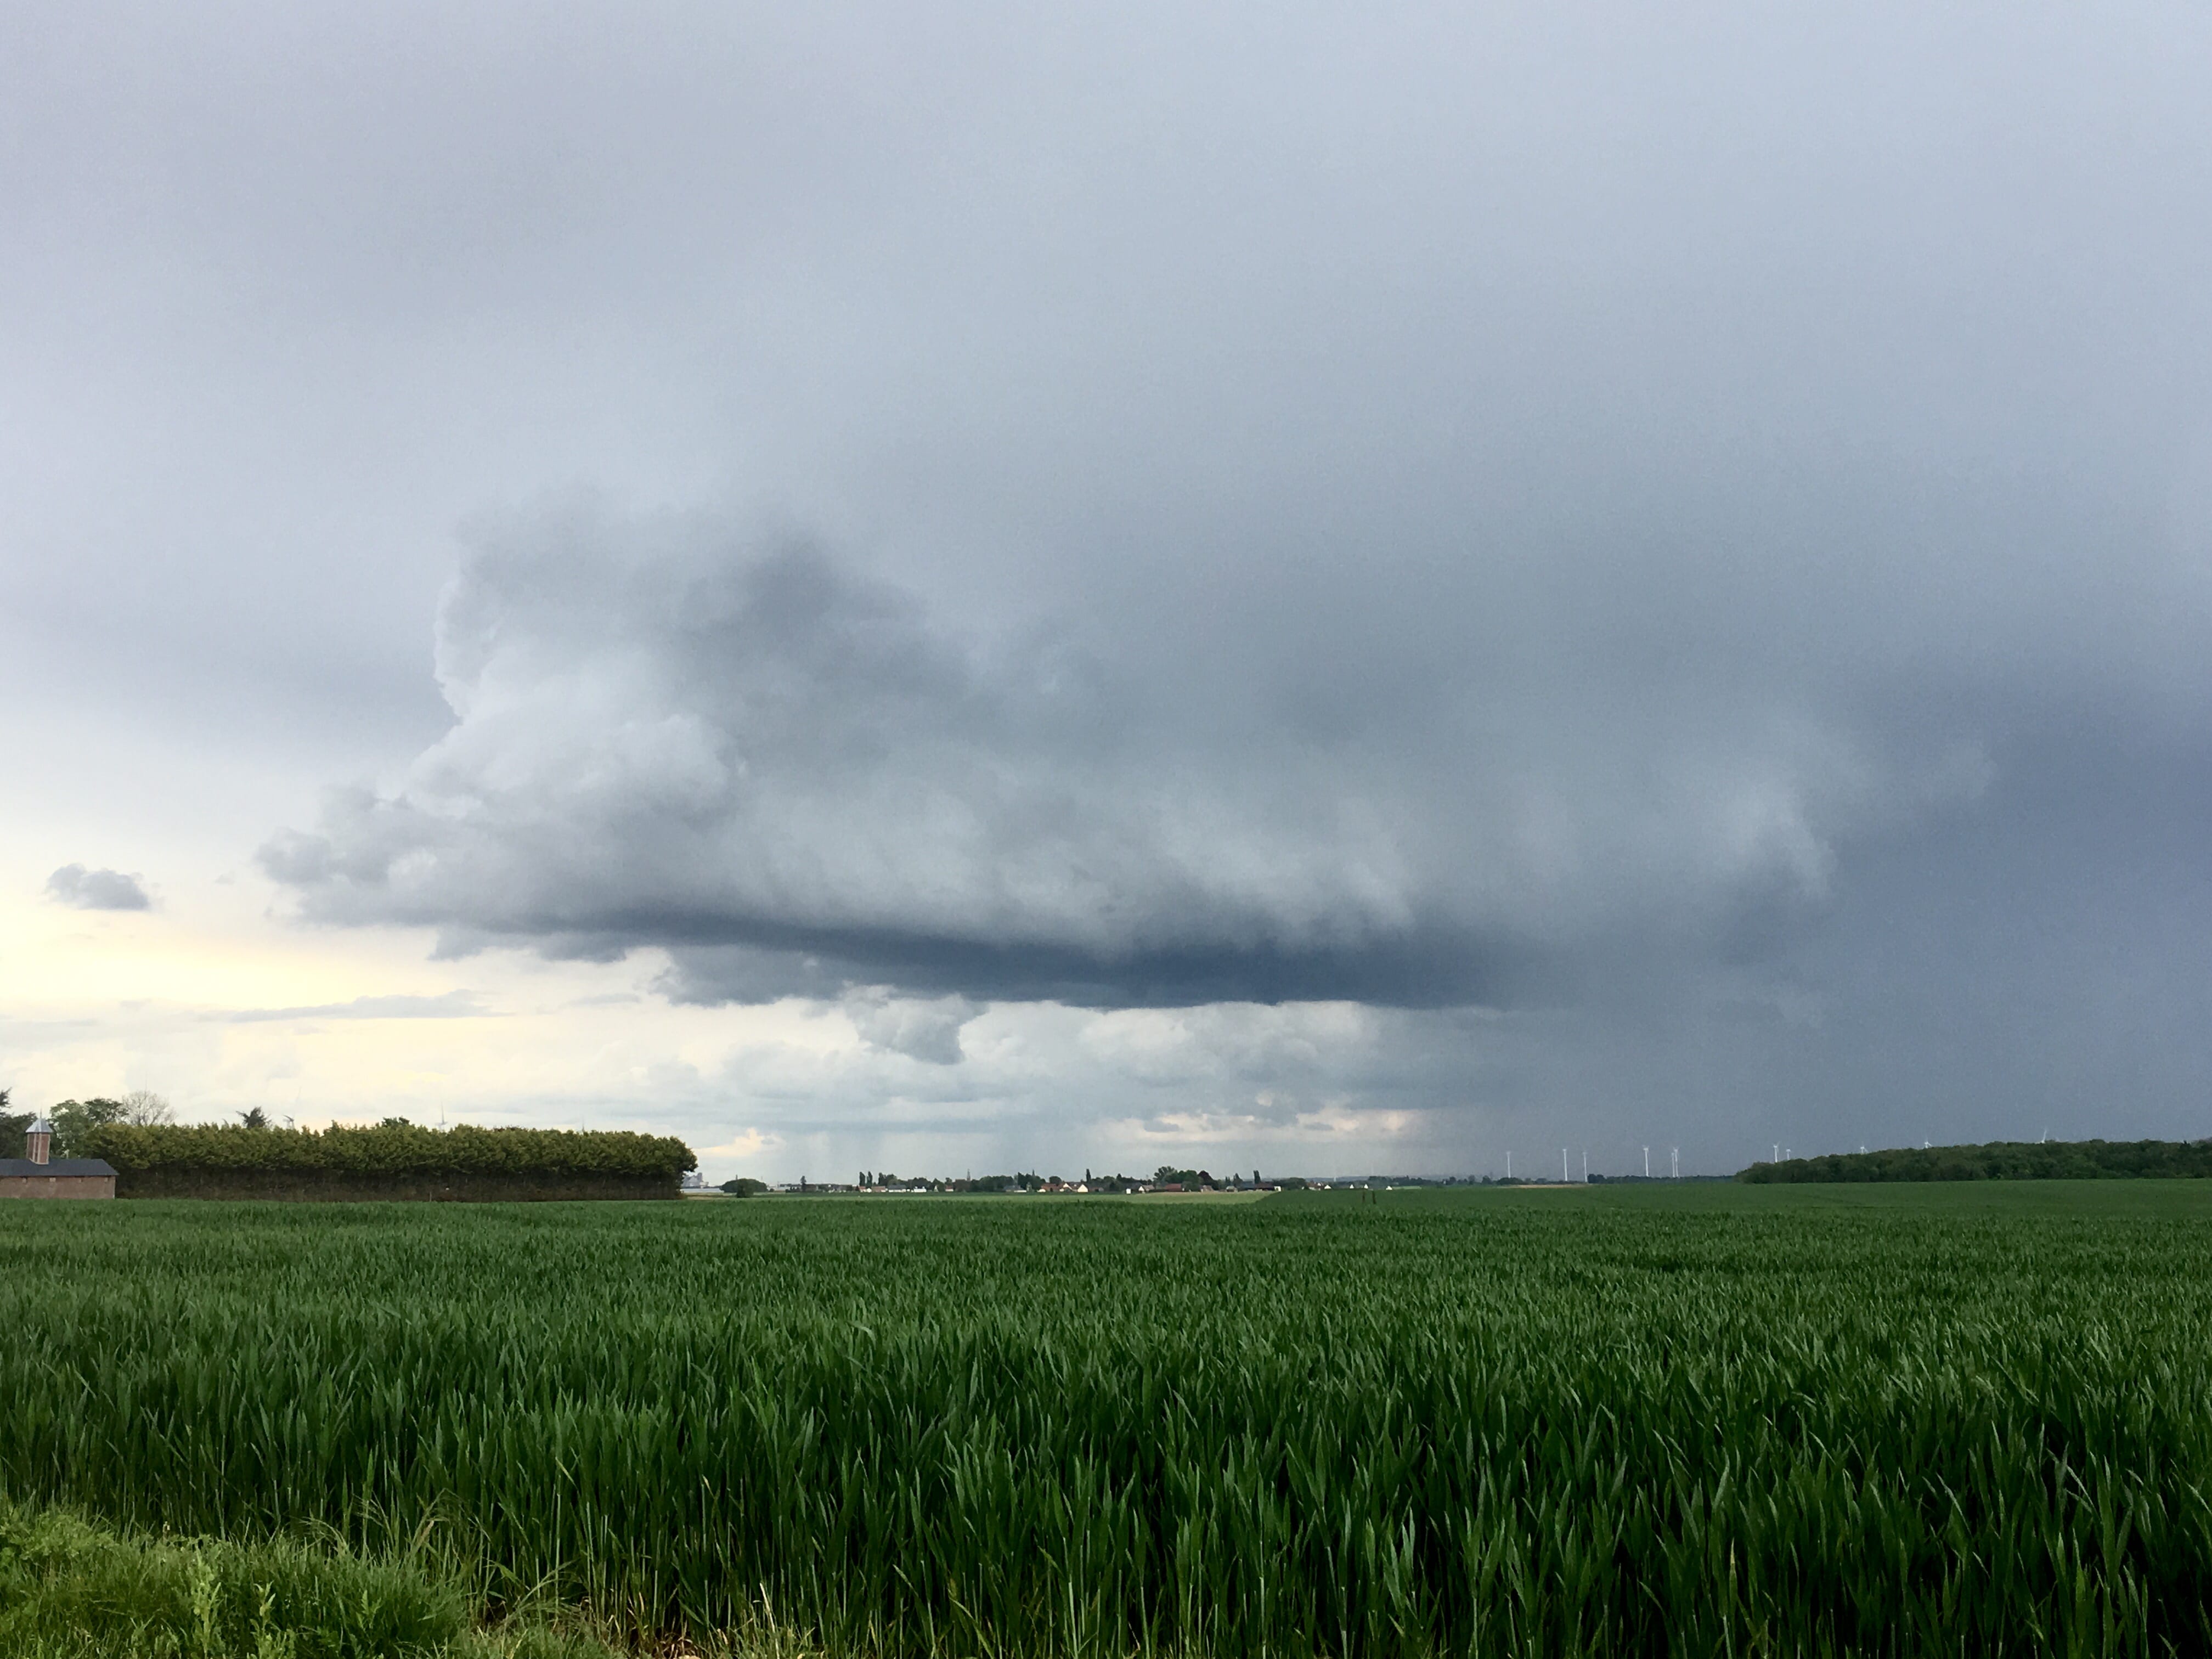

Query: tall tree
[[50, 1098, 126, 1157], [0, 1087, 30, 1159], [117, 1090, 174, 1126]]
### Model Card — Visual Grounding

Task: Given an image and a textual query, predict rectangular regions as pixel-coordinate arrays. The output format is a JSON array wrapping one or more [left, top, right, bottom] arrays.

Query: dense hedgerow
[[1739, 1136, 2212, 1183], [9, 1185, 2212, 1656], [79, 1122, 696, 1181]]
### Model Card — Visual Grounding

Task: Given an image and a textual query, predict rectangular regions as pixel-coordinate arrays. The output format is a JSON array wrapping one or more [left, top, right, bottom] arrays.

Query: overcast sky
[[5, 1, 2210, 1181]]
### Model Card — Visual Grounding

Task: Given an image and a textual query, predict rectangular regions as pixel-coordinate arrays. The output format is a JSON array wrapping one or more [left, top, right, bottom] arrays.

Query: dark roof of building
[[0, 1159, 116, 1178]]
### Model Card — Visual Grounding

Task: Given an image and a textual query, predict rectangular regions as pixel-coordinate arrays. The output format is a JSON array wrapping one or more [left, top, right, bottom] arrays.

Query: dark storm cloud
[[258, 500, 1996, 1007], [44, 866, 152, 911]]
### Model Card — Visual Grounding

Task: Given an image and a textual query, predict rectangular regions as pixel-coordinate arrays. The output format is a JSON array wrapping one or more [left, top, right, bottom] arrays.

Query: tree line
[[1738, 1138, 2212, 1183], [82, 1119, 696, 1179], [2, 1090, 175, 1159]]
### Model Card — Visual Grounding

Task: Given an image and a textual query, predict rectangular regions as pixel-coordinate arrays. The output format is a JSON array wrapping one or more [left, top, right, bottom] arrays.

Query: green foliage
[[47, 1096, 173, 1158], [0, 1498, 626, 1657], [720, 1177, 768, 1197], [48, 1102, 125, 1160], [0, 1111, 26, 1162], [1740, 1136, 2212, 1183], [9, 1186, 2212, 1653], [80, 1122, 696, 1181]]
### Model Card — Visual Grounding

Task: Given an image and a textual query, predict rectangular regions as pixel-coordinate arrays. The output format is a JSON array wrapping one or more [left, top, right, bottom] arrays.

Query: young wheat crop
[[4, 1184, 2211, 1656]]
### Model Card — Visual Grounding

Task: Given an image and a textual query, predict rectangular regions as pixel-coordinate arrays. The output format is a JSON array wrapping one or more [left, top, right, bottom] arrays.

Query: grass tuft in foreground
[[0, 1499, 623, 1659]]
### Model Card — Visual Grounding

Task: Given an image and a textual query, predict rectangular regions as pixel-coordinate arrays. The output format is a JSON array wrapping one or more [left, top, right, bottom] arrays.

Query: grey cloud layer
[[10, 1, 2212, 1150], [44, 866, 152, 911]]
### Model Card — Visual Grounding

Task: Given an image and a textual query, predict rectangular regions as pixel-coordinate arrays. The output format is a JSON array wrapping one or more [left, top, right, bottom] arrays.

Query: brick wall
[[0, 1175, 116, 1200]]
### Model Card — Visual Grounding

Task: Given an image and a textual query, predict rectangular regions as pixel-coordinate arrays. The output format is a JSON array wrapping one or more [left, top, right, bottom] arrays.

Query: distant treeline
[[1738, 1139, 2212, 1184], [84, 1121, 697, 1201]]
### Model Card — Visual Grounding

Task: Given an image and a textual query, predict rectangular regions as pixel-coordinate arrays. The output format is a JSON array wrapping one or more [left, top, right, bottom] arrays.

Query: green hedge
[[1737, 1138, 2212, 1184], [81, 1122, 696, 1181]]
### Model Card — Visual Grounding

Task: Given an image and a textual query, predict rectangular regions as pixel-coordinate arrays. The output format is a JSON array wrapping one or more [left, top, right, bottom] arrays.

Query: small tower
[[25, 1118, 54, 1165]]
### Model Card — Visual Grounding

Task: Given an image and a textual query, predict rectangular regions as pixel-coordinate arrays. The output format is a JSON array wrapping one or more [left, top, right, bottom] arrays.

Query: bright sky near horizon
[[6, 1, 2211, 1181]]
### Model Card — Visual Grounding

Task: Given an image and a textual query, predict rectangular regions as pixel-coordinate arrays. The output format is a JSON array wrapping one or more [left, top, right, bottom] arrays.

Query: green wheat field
[[7, 1182, 2212, 1656]]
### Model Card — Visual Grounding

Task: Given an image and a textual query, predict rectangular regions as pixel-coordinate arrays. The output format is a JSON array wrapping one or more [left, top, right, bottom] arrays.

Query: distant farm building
[[0, 1118, 117, 1200]]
